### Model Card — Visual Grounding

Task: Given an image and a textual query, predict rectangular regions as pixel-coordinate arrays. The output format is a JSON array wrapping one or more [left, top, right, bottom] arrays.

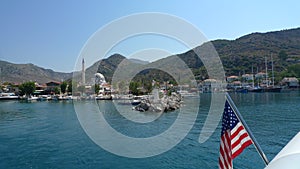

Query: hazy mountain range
[[0, 61, 72, 84], [1, 27, 300, 84]]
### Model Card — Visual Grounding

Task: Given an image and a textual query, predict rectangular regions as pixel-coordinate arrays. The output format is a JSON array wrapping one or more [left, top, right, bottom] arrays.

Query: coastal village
[[2, 1, 300, 168], [0, 57, 299, 104]]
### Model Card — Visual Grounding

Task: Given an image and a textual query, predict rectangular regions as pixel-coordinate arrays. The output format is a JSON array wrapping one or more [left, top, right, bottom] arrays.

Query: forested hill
[[170, 28, 300, 79], [213, 28, 300, 75], [95, 28, 300, 84], [2, 28, 300, 84]]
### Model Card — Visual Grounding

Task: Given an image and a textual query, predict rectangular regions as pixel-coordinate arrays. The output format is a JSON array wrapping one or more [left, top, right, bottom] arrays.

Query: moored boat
[[131, 96, 143, 105], [248, 86, 263, 93], [37, 95, 52, 101], [236, 88, 248, 93], [27, 96, 38, 101], [0, 93, 19, 100], [96, 94, 112, 100], [262, 86, 282, 92]]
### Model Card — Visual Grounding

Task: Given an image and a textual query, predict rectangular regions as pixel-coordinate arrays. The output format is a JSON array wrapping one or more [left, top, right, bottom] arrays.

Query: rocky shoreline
[[133, 92, 182, 112]]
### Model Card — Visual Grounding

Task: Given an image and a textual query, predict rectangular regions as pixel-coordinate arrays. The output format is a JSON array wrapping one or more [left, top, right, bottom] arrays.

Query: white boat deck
[[265, 132, 300, 169]]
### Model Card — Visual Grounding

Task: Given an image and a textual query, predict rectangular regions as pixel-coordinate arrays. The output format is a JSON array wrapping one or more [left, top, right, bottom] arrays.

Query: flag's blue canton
[[221, 100, 240, 135]]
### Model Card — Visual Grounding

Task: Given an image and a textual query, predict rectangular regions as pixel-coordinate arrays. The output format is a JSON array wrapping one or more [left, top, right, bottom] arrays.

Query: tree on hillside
[[278, 50, 288, 61], [60, 81, 68, 94], [92, 84, 100, 94], [67, 81, 73, 94], [129, 81, 140, 95], [19, 81, 36, 96], [278, 63, 300, 80], [144, 82, 153, 94], [287, 64, 300, 78], [53, 87, 60, 94]]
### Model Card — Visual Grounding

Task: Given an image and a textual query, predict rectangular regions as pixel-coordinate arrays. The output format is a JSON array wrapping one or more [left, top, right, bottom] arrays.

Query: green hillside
[[2, 28, 300, 85], [94, 28, 300, 84]]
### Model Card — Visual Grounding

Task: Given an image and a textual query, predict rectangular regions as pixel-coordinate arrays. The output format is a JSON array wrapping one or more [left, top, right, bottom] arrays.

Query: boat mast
[[265, 56, 268, 87], [0, 68, 2, 87], [252, 65, 254, 87], [271, 54, 274, 86], [256, 66, 260, 86]]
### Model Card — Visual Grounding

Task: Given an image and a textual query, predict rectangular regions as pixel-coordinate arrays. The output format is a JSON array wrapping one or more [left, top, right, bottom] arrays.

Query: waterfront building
[[281, 77, 299, 88], [45, 81, 61, 94], [242, 74, 254, 81], [227, 76, 239, 83], [255, 72, 267, 79]]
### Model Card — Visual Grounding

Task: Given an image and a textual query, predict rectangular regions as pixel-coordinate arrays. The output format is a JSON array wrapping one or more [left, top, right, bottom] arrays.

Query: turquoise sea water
[[0, 92, 299, 169]]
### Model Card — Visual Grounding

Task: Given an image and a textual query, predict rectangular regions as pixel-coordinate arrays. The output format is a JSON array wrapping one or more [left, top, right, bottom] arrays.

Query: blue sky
[[1, 0, 300, 72]]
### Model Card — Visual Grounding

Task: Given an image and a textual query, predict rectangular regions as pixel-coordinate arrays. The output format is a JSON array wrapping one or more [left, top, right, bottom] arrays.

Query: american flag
[[219, 100, 253, 169]]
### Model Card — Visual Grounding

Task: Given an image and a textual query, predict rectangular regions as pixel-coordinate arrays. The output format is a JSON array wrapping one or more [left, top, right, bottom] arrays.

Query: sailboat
[[248, 65, 263, 92], [248, 86, 263, 92], [262, 54, 282, 92]]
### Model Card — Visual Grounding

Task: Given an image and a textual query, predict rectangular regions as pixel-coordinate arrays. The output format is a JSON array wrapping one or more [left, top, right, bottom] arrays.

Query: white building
[[227, 76, 239, 83], [95, 73, 106, 85], [242, 74, 254, 81], [255, 72, 267, 79], [281, 77, 299, 88]]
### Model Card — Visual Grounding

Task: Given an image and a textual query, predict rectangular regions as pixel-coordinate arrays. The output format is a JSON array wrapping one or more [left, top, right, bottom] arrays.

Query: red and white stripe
[[231, 122, 252, 158], [219, 122, 252, 169], [219, 130, 232, 169]]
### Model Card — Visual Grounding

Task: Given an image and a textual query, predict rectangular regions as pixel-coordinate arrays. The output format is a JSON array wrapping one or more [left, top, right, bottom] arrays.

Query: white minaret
[[82, 58, 85, 85]]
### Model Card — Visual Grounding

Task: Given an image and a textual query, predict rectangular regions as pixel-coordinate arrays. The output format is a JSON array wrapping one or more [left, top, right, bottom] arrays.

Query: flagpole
[[225, 93, 269, 166]]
